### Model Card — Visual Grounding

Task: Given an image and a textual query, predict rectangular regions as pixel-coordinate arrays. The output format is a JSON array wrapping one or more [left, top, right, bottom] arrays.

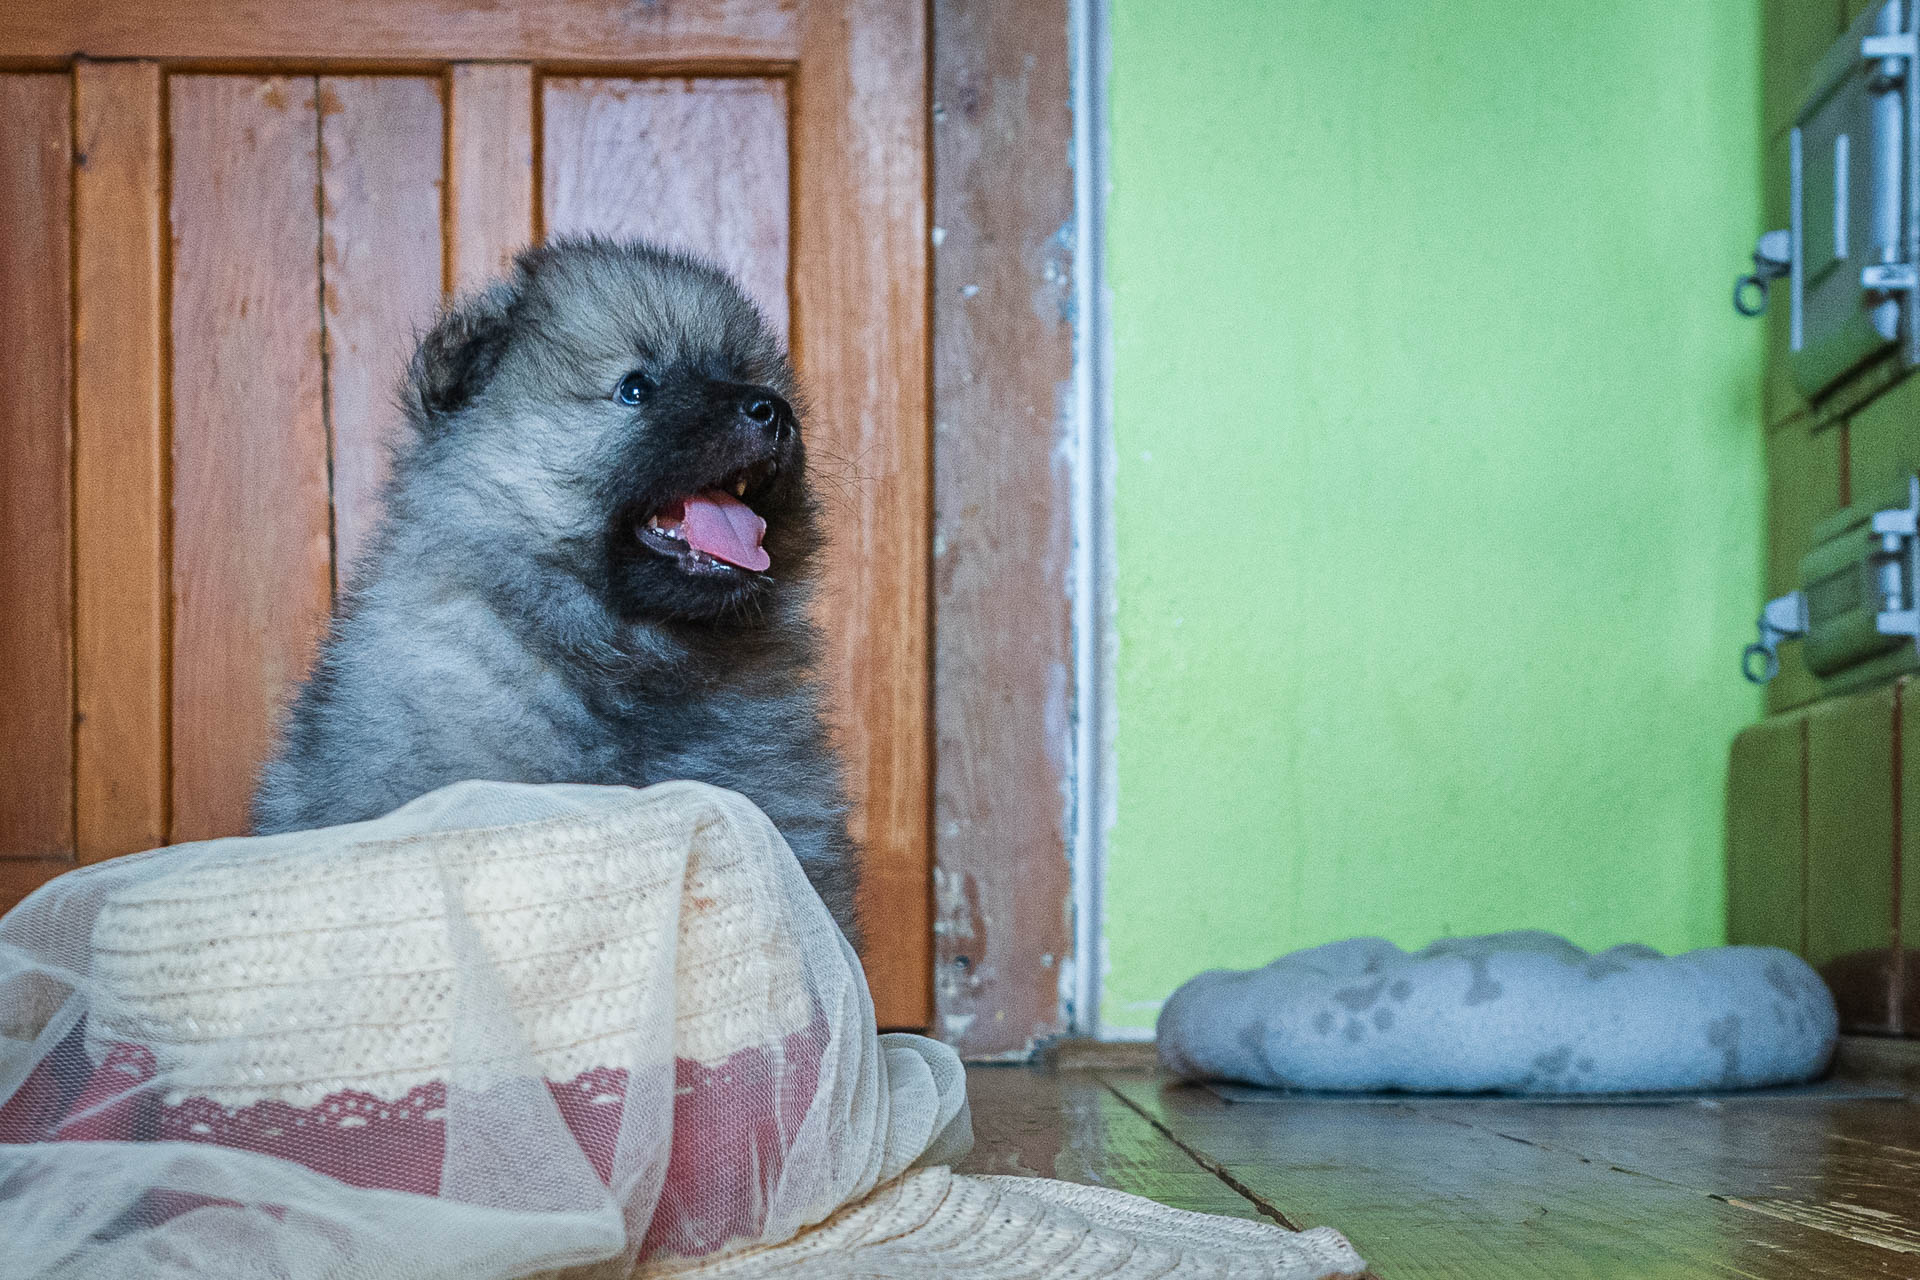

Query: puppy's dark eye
[[614, 371, 654, 406]]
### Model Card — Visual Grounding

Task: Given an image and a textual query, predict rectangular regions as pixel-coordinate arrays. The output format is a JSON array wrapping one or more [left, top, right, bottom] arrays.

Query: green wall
[[1103, 0, 1766, 1032]]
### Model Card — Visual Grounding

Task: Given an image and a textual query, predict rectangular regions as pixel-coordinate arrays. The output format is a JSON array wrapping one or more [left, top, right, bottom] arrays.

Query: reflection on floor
[[954, 1038, 1920, 1279]]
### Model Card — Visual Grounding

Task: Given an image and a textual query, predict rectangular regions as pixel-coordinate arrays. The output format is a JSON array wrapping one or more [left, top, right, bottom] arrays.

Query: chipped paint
[[932, 864, 982, 942], [1037, 217, 1076, 328]]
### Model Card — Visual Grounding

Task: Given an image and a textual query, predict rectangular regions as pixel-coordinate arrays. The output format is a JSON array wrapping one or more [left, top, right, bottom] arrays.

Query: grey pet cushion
[[1156, 931, 1838, 1094]]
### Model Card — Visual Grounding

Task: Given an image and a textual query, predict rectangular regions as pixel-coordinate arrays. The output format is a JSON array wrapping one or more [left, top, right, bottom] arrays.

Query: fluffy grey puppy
[[253, 237, 859, 942]]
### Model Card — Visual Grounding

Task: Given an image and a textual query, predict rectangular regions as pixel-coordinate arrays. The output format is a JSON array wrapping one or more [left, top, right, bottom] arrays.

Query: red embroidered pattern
[[0, 1018, 827, 1262]]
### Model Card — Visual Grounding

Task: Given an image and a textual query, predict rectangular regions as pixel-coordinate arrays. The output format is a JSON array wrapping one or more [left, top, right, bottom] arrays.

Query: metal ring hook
[[1741, 641, 1779, 685], [1733, 274, 1770, 317]]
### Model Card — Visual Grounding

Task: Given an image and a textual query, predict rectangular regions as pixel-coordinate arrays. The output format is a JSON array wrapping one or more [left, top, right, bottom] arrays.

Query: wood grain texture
[[542, 76, 790, 337], [1805, 681, 1899, 1032], [1104, 1073, 1912, 1279], [1889, 677, 1911, 1037], [0, 0, 797, 64], [1413, 1094, 1920, 1264], [73, 60, 169, 862], [792, 0, 932, 1028], [169, 75, 332, 844], [1726, 711, 1807, 954], [1845, 369, 1920, 520], [967, 1056, 1920, 1280], [958, 1066, 1272, 1221], [0, 74, 75, 860], [1764, 0, 1847, 141], [448, 64, 533, 296], [930, 0, 1076, 1056], [0, 858, 78, 917], [319, 76, 444, 579], [1835, 1032, 1920, 1090]]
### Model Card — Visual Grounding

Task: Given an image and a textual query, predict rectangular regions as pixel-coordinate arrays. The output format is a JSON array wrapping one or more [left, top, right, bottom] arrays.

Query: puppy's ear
[[405, 282, 515, 433]]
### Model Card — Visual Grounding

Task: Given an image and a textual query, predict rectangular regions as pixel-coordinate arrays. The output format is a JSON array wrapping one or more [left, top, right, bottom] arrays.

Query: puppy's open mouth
[[636, 460, 776, 576]]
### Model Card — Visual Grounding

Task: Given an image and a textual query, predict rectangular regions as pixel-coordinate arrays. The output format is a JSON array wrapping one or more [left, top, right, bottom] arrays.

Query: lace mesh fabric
[[0, 779, 1368, 1279], [0, 780, 971, 1279]]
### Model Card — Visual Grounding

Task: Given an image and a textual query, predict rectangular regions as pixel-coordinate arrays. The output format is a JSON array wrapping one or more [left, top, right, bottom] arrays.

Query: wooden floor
[[954, 1038, 1920, 1278]]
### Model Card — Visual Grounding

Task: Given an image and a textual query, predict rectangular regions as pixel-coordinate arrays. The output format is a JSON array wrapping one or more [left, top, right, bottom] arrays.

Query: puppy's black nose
[[738, 388, 793, 441]]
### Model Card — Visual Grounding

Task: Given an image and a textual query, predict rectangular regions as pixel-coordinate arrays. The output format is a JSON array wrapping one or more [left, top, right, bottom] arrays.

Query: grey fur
[[253, 238, 860, 943]]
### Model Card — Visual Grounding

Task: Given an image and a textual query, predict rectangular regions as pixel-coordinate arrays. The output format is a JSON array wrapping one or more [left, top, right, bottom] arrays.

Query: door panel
[[0, 0, 930, 1027], [448, 64, 534, 295], [0, 74, 73, 860], [320, 76, 445, 577], [169, 75, 334, 845], [543, 77, 791, 337], [73, 61, 168, 862]]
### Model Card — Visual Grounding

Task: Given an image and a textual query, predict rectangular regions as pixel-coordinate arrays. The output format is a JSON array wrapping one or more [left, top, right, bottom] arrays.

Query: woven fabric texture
[[658, 1168, 1369, 1279]]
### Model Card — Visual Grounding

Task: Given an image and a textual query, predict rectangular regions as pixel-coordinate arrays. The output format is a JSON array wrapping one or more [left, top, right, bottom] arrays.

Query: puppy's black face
[[404, 239, 820, 628], [598, 362, 815, 623]]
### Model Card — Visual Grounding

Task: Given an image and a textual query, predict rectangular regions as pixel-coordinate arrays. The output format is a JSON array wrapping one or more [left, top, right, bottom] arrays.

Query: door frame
[[928, 0, 1111, 1055]]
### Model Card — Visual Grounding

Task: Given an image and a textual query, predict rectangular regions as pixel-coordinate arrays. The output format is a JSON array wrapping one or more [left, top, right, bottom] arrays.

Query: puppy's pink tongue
[[682, 490, 770, 572]]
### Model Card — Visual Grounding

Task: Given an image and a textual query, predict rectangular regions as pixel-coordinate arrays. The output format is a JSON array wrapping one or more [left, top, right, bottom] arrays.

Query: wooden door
[[0, 1, 930, 1026]]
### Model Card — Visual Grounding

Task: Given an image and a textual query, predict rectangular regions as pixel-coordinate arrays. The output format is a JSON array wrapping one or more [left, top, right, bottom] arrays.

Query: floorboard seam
[[1093, 1073, 1392, 1278], [1408, 1106, 1720, 1193], [1090, 1071, 1305, 1231]]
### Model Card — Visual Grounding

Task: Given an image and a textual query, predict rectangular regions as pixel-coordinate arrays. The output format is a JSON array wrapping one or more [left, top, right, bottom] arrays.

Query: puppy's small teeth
[[734, 480, 747, 497], [642, 514, 687, 543]]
